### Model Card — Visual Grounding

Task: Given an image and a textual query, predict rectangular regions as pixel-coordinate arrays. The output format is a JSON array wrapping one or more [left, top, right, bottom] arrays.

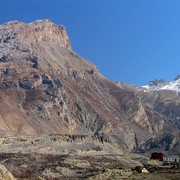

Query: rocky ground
[[0, 134, 123, 155], [0, 134, 143, 179], [88, 169, 180, 180], [0, 153, 138, 179], [0, 152, 179, 180], [0, 163, 16, 180]]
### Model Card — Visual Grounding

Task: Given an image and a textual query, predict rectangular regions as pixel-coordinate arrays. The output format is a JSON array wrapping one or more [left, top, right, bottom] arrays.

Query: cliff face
[[0, 19, 71, 50], [0, 20, 179, 153], [135, 90, 180, 154]]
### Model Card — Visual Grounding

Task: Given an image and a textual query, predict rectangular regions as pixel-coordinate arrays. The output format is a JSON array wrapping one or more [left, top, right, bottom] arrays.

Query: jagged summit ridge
[[0, 19, 71, 50], [142, 78, 180, 92], [0, 19, 96, 71]]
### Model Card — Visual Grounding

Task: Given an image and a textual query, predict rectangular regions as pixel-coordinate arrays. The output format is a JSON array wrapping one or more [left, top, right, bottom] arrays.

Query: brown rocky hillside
[[0, 19, 179, 154]]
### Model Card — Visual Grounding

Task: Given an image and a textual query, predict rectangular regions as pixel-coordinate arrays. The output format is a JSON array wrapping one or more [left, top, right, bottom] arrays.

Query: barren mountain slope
[[116, 82, 180, 154], [0, 20, 179, 153]]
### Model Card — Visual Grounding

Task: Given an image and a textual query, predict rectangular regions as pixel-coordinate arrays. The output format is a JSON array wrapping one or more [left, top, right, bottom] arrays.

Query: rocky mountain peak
[[174, 74, 180, 80], [142, 77, 180, 92], [20, 19, 71, 51], [0, 19, 96, 72], [0, 19, 71, 51], [0, 20, 179, 155], [0, 20, 24, 27]]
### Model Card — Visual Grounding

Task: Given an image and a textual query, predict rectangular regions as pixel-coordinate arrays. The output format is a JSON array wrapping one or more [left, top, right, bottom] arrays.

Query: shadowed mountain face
[[0, 20, 179, 153]]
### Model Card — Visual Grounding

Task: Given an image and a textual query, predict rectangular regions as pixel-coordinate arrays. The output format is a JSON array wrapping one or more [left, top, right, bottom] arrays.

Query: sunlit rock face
[[0, 163, 16, 180], [0, 20, 179, 153]]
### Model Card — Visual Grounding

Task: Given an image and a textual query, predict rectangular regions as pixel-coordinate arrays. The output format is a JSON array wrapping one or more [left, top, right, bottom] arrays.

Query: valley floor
[[132, 172, 180, 180], [0, 152, 179, 179]]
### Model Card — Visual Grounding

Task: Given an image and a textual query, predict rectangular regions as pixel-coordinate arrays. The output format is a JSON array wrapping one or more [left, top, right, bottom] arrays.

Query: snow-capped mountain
[[143, 78, 180, 92]]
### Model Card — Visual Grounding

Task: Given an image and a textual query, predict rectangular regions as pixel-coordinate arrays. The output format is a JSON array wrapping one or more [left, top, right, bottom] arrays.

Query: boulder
[[19, 79, 33, 89], [0, 163, 16, 180], [0, 82, 17, 88]]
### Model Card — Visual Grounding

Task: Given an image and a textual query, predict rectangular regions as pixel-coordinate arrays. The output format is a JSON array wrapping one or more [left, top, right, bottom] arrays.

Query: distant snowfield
[[142, 79, 180, 92]]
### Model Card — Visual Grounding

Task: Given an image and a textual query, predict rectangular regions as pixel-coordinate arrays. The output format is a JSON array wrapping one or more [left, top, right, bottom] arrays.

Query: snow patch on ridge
[[142, 79, 180, 92]]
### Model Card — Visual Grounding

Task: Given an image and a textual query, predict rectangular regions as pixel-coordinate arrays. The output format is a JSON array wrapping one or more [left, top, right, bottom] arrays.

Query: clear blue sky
[[1, 0, 180, 85]]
